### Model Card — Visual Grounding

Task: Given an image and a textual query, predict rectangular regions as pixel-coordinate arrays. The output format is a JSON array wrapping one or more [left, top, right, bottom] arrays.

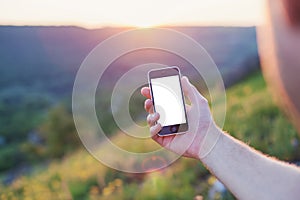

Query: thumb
[[181, 76, 198, 105]]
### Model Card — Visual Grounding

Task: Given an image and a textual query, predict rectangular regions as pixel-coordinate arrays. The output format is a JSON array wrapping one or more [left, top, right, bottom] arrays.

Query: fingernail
[[149, 114, 155, 122], [148, 115, 155, 124]]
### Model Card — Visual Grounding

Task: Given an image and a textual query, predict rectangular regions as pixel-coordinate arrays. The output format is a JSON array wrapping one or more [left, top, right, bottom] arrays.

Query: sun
[[123, 18, 163, 28], [135, 23, 155, 28], [129, 22, 160, 28]]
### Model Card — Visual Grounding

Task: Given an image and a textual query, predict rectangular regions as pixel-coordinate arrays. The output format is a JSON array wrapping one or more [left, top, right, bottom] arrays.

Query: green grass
[[1, 72, 299, 199], [223, 73, 300, 161]]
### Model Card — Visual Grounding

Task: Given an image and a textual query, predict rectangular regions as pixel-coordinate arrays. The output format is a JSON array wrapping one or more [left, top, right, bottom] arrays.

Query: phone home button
[[170, 126, 177, 133]]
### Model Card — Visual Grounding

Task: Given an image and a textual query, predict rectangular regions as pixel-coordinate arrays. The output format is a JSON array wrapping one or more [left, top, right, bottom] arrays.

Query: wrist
[[197, 123, 223, 160]]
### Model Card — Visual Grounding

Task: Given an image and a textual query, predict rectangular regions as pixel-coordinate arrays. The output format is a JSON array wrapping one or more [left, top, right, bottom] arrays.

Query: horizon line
[[0, 24, 257, 30]]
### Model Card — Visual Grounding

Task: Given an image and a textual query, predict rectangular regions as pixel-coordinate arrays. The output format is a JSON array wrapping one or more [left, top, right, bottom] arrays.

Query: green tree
[[40, 104, 80, 158]]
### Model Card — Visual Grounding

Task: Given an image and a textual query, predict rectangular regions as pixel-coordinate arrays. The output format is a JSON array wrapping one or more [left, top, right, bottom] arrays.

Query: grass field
[[1, 72, 299, 200]]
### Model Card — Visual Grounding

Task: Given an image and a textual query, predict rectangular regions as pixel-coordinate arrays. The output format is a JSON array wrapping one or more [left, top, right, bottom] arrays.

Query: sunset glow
[[0, 0, 264, 28]]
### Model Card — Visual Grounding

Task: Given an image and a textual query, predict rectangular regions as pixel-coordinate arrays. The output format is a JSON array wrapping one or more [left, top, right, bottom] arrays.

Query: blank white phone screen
[[151, 75, 186, 126]]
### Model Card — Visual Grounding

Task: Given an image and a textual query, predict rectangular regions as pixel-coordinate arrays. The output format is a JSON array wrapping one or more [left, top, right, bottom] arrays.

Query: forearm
[[200, 128, 300, 199]]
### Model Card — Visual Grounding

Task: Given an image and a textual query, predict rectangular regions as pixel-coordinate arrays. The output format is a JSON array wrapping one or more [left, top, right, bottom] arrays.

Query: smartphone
[[148, 66, 188, 136]]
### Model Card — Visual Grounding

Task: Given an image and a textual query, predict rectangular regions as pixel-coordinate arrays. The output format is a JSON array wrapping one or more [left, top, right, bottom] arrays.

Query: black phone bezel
[[148, 66, 188, 136]]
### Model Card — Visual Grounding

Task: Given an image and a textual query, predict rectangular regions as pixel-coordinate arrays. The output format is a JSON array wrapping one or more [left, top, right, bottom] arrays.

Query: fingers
[[144, 99, 154, 114], [150, 123, 162, 137], [181, 76, 198, 104], [141, 86, 161, 139], [147, 113, 160, 127], [141, 87, 151, 99], [181, 76, 207, 104], [141, 87, 154, 114], [147, 113, 161, 138]]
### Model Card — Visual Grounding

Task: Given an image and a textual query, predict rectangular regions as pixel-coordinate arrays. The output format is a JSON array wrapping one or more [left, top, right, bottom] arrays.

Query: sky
[[0, 0, 264, 28]]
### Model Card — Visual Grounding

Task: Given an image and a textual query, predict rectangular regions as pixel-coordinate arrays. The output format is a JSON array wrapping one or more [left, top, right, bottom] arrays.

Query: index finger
[[141, 87, 151, 99]]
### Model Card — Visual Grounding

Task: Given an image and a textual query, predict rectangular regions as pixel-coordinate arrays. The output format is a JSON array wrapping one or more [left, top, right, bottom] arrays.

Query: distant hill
[[0, 26, 259, 100], [0, 25, 260, 172]]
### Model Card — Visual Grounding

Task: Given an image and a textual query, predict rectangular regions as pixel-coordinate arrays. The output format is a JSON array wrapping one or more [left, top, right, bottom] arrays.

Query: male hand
[[141, 76, 218, 159]]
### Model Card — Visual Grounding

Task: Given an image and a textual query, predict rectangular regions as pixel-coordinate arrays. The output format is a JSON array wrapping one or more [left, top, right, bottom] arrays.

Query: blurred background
[[1, 0, 300, 199]]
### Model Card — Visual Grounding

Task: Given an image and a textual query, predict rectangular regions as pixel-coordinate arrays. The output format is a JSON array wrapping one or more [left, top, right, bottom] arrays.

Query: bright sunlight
[[0, 0, 264, 28]]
